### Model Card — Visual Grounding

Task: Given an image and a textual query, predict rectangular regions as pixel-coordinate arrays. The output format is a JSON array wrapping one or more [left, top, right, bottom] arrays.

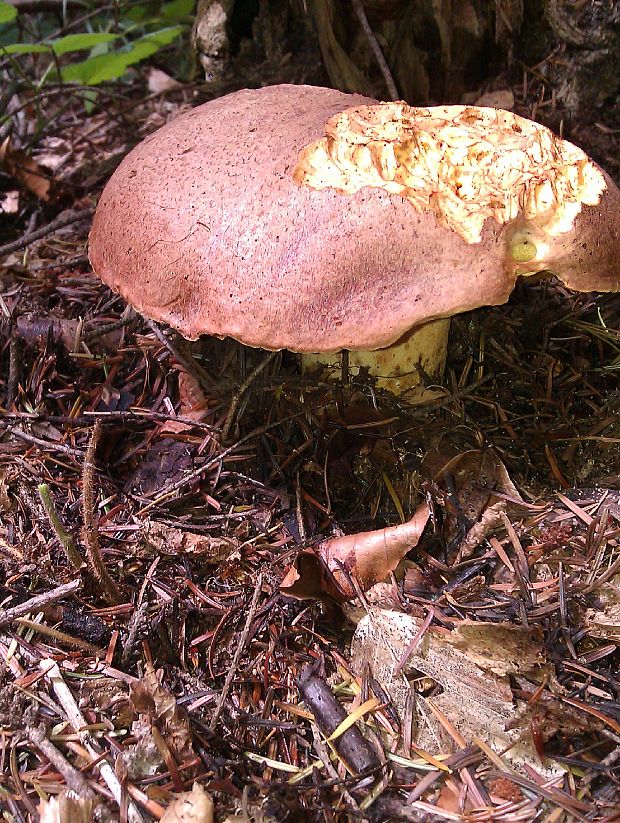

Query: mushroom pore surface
[[89, 84, 620, 352]]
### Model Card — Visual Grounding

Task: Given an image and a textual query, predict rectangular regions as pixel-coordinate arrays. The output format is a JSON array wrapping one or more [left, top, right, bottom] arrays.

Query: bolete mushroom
[[89, 84, 620, 393]]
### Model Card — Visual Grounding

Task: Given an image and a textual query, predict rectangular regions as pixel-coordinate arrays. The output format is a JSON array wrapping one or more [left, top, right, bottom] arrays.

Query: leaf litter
[[1, 47, 620, 823]]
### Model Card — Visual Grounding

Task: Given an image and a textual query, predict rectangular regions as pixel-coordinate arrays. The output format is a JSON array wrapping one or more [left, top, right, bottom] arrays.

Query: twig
[[221, 350, 279, 441], [43, 659, 144, 823], [83, 311, 135, 345], [7, 334, 22, 409], [16, 617, 102, 653], [8, 427, 80, 454], [0, 579, 81, 627], [38, 483, 84, 571], [27, 725, 94, 798], [298, 664, 383, 776], [351, 0, 399, 100], [209, 573, 263, 731], [120, 601, 149, 666], [81, 420, 121, 604], [145, 318, 216, 392], [0, 207, 93, 258]]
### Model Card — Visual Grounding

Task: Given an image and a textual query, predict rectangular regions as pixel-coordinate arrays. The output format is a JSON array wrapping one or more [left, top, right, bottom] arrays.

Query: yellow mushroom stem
[[301, 317, 451, 395]]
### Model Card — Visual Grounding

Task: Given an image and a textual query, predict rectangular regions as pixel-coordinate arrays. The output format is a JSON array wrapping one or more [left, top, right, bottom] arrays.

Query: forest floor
[[1, 19, 620, 823]]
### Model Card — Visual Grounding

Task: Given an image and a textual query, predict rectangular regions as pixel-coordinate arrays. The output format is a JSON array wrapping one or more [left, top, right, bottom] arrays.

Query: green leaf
[[60, 51, 131, 84], [0, 2, 18, 25], [2, 32, 119, 57], [138, 25, 186, 48], [125, 4, 149, 23], [60, 26, 185, 84], [52, 32, 119, 57], [162, 0, 195, 20], [82, 88, 98, 115], [2, 43, 50, 55]]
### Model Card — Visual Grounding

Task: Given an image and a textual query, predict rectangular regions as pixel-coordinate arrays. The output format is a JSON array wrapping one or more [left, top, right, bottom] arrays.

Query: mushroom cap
[[89, 84, 620, 353]]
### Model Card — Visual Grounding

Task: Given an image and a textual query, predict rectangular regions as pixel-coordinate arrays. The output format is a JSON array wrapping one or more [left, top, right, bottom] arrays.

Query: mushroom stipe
[[89, 84, 620, 394]]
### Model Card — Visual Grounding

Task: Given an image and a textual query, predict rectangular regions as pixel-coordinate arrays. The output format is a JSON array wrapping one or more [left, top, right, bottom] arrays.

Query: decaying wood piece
[[297, 664, 383, 776], [192, 0, 234, 81]]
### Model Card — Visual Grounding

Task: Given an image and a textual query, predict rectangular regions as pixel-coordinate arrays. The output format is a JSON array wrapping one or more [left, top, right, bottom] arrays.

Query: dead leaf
[[142, 520, 237, 560], [475, 89, 515, 109], [130, 666, 195, 767], [431, 449, 524, 558], [0, 136, 51, 201], [38, 791, 95, 823], [160, 369, 212, 434], [0, 190, 19, 214], [447, 621, 547, 677], [437, 782, 472, 814], [161, 783, 213, 823], [148, 67, 182, 94], [585, 603, 620, 640], [350, 608, 560, 775], [128, 439, 194, 495], [281, 503, 430, 601]]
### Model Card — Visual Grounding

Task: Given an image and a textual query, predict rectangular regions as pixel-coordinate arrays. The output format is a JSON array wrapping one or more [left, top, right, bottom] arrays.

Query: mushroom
[[89, 84, 620, 394]]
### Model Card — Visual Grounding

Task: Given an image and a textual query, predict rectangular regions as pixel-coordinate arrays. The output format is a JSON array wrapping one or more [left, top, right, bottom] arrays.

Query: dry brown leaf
[[161, 784, 213, 823], [148, 67, 183, 94], [350, 608, 560, 775], [431, 449, 525, 558], [0, 190, 19, 213], [130, 666, 195, 766], [447, 621, 547, 677], [437, 782, 472, 814], [585, 603, 620, 640], [0, 136, 51, 201], [160, 369, 211, 434], [142, 520, 236, 559], [281, 503, 429, 601], [38, 791, 95, 823]]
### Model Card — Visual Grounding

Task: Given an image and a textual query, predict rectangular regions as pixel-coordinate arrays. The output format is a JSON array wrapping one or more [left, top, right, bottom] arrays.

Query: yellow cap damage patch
[[293, 103, 606, 244]]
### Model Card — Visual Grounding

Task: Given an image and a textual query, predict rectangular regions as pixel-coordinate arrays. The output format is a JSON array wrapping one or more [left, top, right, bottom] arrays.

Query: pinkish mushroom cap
[[89, 84, 620, 357]]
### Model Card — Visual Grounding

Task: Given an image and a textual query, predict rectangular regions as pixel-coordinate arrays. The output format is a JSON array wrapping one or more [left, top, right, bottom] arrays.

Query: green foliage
[[0, 2, 17, 25], [3, 33, 120, 57], [0, 1, 194, 86], [61, 26, 185, 84]]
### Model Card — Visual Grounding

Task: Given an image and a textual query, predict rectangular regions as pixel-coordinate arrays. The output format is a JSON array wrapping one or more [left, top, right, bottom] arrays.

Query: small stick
[[351, 0, 399, 100], [221, 350, 279, 441], [7, 334, 22, 409], [16, 617, 102, 653], [38, 483, 84, 571], [120, 602, 149, 666], [297, 664, 382, 776], [0, 207, 94, 258], [209, 573, 263, 731], [27, 724, 95, 798], [9, 427, 80, 455], [83, 312, 135, 345], [43, 659, 144, 823], [0, 579, 81, 627], [82, 421, 121, 604], [145, 319, 216, 391]]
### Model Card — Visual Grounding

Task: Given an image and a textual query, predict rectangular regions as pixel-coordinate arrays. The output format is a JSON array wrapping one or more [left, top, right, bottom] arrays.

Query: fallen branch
[[0, 206, 93, 258], [0, 579, 81, 626]]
